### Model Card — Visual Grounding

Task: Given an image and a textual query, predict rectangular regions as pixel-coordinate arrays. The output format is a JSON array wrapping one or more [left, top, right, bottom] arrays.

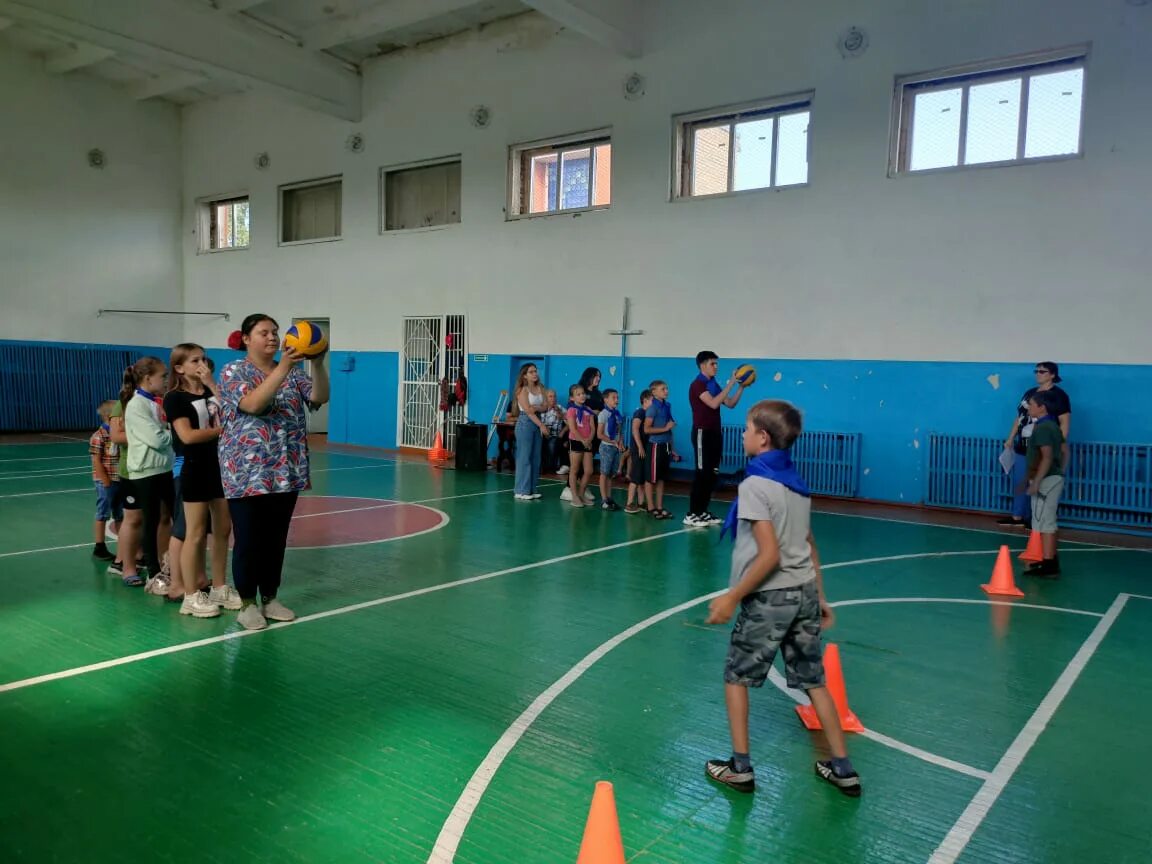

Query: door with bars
[[400, 315, 467, 451]]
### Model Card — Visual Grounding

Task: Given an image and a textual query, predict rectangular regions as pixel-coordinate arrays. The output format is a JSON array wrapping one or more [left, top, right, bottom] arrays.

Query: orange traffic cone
[[428, 430, 450, 463], [795, 643, 864, 733], [575, 781, 626, 864], [1019, 531, 1043, 563], [981, 545, 1025, 598]]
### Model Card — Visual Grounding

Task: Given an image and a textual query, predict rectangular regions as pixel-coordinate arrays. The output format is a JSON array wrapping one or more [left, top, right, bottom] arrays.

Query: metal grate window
[[399, 316, 467, 451], [508, 130, 611, 218]]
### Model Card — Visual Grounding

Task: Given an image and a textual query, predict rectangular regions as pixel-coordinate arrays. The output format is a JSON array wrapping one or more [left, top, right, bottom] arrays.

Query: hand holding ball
[[734, 364, 757, 387], [283, 321, 328, 358]]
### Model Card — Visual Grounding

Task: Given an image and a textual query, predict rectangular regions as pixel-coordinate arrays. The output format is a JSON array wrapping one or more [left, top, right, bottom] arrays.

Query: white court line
[[0, 487, 521, 558], [814, 509, 1134, 551], [0, 455, 88, 464], [762, 667, 990, 780], [927, 593, 1131, 864], [0, 468, 91, 481], [427, 555, 1127, 863], [426, 589, 723, 863], [0, 529, 692, 694], [0, 541, 93, 559], [831, 596, 1104, 618], [0, 487, 90, 499]]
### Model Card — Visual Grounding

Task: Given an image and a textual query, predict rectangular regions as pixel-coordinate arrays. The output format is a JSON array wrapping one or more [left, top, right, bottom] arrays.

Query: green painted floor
[[1, 440, 1151, 863]]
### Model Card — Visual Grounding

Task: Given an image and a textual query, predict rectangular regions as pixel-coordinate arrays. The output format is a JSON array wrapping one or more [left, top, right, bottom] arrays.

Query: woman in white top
[[513, 363, 549, 500]]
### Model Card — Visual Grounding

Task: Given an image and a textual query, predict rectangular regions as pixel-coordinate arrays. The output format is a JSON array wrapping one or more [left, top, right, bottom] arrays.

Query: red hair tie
[[227, 330, 244, 351]]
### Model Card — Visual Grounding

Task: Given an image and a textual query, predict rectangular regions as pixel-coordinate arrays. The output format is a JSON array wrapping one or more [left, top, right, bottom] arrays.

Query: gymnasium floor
[[1, 437, 1150, 864]]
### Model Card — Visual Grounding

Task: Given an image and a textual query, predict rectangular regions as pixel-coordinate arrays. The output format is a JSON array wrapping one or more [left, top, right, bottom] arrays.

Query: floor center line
[[927, 592, 1130, 864]]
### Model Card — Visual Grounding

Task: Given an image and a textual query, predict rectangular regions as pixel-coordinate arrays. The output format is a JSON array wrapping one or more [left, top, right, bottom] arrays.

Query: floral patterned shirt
[[217, 359, 314, 498]]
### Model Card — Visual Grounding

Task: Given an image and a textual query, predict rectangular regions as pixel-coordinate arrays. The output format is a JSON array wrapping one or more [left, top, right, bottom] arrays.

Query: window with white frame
[[279, 176, 342, 244], [674, 94, 812, 198], [382, 158, 461, 232], [508, 130, 611, 218], [891, 47, 1087, 175], [198, 195, 249, 252]]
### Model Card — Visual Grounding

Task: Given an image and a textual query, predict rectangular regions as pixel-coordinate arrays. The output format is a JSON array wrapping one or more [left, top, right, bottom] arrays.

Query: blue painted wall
[[10, 339, 1150, 508], [461, 353, 1152, 504]]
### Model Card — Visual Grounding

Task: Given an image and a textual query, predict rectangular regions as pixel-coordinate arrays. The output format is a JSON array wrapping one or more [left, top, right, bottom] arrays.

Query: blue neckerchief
[[696, 372, 721, 397], [100, 422, 110, 433], [135, 388, 160, 403], [720, 450, 810, 542], [567, 401, 596, 423], [604, 407, 624, 440], [1034, 414, 1055, 425]]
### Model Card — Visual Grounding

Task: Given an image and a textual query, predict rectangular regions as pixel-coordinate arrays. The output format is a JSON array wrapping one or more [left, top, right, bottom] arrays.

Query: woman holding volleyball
[[218, 313, 329, 630]]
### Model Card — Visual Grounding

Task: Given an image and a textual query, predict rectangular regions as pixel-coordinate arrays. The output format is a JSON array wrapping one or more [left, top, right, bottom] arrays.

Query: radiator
[[0, 343, 136, 432], [927, 433, 1152, 529], [720, 426, 861, 498]]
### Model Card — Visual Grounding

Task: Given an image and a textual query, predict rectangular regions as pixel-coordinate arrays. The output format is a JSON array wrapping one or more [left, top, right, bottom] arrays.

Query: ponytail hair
[[119, 357, 165, 408], [229, 313, 278, 352]]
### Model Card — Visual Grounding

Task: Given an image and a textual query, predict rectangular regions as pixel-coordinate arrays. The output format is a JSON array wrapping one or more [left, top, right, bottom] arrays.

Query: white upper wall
[[180, 0, 1151, 362], [0, 51, 184, 347]]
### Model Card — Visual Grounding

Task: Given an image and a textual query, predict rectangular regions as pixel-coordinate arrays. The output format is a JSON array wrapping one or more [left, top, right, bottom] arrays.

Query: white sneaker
[[701, 511, 724, 526], [514, 493, 532, 501], [105, 523, 118, 540], [208, 584, 243, 610], [557, 465, 570, 475], [530, 493, 542, 499], [237, 604, 267, 630], [144, 576, 172, 596], [683, 514, 706, 528], [583, 490, 595, 503], [262, 598, 296, 622], [560, 487, 573, 501], [180, 591, 221, 619]]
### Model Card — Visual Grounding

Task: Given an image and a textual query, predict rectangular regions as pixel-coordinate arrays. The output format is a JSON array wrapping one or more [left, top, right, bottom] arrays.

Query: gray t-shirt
[[729, 475, 815, 592]]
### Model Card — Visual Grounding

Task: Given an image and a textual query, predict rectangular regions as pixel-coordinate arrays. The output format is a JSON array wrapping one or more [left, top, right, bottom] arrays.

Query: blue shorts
[[598, 443, 622, 476], [94, 481, 123, 523]]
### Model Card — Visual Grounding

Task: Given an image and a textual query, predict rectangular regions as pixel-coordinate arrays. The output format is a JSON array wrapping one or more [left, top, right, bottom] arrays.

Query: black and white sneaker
[[682, 513, 706, 528], [700, 511, 724, 526], [705, 758, 755, 793], [815, 760, 862, 797]]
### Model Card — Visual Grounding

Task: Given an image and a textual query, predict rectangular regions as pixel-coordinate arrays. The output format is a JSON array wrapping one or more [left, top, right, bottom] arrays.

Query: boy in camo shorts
[[704, 399, 861, 797]]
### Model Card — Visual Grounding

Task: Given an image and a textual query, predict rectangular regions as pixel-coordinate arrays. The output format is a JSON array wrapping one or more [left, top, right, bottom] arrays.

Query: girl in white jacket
[[121, 357, 175, 589]]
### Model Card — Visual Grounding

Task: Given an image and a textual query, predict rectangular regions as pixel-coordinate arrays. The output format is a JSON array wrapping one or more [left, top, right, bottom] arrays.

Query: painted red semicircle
[[285, 496, 447, 549]]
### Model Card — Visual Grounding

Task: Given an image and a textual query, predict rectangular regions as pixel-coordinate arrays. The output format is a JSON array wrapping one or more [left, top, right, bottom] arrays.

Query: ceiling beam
[[134, 70, 207, 100], [522, 0, 641, 58], [303, 0, 475, 51], [44, 40, 114, 73], [0, 0, 362, 120]]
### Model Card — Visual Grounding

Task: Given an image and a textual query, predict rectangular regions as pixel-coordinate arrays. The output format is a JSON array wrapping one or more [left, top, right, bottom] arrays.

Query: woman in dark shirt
[[999, 361, 1071, 527]]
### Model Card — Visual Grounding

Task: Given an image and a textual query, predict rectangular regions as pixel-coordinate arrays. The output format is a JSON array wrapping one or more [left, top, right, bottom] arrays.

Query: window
[[674, 94, 812, 198], [382, 158, 461, 232], [891, 47, 1087, 175], [197, 195, 249, 252], [508, 130, 611, 218], [279, 176, 342, 244]]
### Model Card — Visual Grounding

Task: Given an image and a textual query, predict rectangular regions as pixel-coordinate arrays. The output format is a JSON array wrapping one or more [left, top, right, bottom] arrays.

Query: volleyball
[[734, 364, 757, 387], [283, 321, 328, 358]]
